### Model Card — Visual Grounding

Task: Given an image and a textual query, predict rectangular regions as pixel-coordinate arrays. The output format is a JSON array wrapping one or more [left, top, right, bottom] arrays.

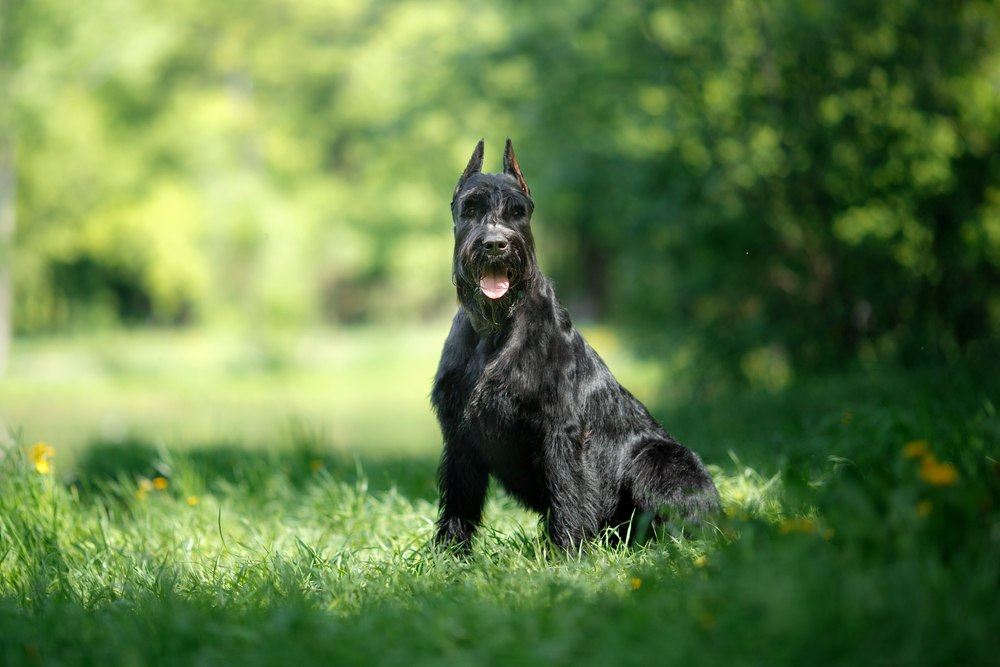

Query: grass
[[0, 327, 997, 665]]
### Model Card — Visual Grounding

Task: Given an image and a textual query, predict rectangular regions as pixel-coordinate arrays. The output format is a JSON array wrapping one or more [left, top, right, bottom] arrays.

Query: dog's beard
[[459, 260, 519, 309], [454, 246, 531, 333]]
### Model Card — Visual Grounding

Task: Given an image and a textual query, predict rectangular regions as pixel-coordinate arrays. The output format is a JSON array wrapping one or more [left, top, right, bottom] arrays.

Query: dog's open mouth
[[479, 268, 511, 300]]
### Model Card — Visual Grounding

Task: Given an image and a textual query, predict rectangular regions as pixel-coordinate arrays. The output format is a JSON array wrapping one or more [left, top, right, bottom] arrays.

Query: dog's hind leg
[[626, 438, 720, 524]]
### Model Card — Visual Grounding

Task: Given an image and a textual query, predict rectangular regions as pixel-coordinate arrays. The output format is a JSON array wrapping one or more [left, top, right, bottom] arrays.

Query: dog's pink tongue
[[479, 268, 510, 300]]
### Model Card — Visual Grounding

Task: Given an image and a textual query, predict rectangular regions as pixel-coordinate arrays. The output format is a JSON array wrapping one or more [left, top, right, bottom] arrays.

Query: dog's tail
[[627, 438, 721, 523]]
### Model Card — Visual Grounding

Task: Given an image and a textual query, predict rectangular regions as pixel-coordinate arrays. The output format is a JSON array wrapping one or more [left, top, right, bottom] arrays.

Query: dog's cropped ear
[[503, 138, 530, 197], [454, 139, 485, 198]]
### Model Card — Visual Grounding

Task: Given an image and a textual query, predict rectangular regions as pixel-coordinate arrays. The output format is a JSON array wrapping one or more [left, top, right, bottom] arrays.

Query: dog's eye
[[463, 204, 482, 218], [510, 205, 525, 218]]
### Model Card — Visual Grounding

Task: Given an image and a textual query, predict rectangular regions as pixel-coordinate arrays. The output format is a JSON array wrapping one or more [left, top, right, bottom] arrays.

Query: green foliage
[[5, 0, 999, 379], [0, 359, 996, 665], [486, 0, 1000, 378]]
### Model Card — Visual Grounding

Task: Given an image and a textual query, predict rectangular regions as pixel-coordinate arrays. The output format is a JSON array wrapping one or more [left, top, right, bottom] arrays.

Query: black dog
[[432, 139, 720, 552]]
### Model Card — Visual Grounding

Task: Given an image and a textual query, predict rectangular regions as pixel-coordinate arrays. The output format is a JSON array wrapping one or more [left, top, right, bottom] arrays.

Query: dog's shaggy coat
[[432, 139, 720, 551]]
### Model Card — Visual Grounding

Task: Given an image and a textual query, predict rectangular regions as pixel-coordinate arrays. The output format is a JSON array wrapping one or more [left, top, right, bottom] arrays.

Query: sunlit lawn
[[0, 324, 663, 466], [1, 326, 442, 461], [0, 327, 996, 665]]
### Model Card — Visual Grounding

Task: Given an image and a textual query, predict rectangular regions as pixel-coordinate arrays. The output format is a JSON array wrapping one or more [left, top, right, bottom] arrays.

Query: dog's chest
[[461, 344, 549, 509], [473, 414, 548, 513], [461, 338, 534, 431]]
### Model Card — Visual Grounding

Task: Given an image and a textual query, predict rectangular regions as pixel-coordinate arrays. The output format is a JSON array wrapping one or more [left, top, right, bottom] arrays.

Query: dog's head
[[450, 139, 538, 325]]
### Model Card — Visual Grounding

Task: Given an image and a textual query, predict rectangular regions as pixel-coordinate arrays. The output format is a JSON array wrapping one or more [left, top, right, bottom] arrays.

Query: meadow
[[0, 326, 997, 665]]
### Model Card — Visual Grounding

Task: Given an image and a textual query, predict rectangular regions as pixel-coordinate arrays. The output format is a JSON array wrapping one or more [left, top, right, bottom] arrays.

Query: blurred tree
[[0, 135, 11, 376], [485, 0, 1000, 384], [0, 0, 38, 374], [4, 0, 998, 384], [0, 2, 14, 374]]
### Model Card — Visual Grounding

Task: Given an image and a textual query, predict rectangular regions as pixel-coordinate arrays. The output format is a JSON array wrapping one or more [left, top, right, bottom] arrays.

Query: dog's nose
[[483, 232, 508, 255]]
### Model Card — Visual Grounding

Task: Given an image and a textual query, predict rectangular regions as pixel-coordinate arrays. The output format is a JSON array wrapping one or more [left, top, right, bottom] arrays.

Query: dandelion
[[693, 555, 708, 568], [136, 478, 153, 500], [779, 517, 815, 534], [186, 496, 200, 506], [152, 476, 169, 491], [22, 643, 41, 662], [916, 500, 933, 517], [630, 577, 642, 591], [725, 509, 749, 521], [919, 458, 957, 486], [309, 459, 324, 473], [902, 440, 930, 459], [28, 442, 55, 475]]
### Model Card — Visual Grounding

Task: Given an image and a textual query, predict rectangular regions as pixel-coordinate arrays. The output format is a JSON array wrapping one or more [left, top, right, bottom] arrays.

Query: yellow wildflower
[[152, 476, 169, 491], [28, 442, 55, 475], [186, 496, 200, 506], [693, 555, 708, 568], [919, 458, 958, 486], [916, 500, 933, 517], [779, 517, 815, 534], [309, 459, 324, 473], [902, 440, 930, 459], [630, 577, 642, 591]]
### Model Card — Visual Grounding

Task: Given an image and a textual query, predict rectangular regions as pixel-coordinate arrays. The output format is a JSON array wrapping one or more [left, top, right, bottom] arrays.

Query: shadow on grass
[[656, 356, 1000, 476], [72, 436, 440, 502], [68, 356, 999, 516]]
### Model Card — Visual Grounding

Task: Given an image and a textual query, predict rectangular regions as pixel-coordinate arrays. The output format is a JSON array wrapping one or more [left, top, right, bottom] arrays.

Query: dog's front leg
[[435, 442, 488, 554]]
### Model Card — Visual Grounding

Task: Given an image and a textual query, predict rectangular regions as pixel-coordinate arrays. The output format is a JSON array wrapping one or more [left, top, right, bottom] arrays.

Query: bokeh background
[[1, 3, 998, 664], [0, 0, 998, 458]]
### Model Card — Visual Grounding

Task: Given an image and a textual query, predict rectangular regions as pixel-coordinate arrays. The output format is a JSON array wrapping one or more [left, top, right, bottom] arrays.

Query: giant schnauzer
[[432, 139, 720, 552]]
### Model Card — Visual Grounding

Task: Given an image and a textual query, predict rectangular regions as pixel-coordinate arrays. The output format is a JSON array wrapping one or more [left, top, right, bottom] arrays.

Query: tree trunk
[[0, 137, 14, 376]]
